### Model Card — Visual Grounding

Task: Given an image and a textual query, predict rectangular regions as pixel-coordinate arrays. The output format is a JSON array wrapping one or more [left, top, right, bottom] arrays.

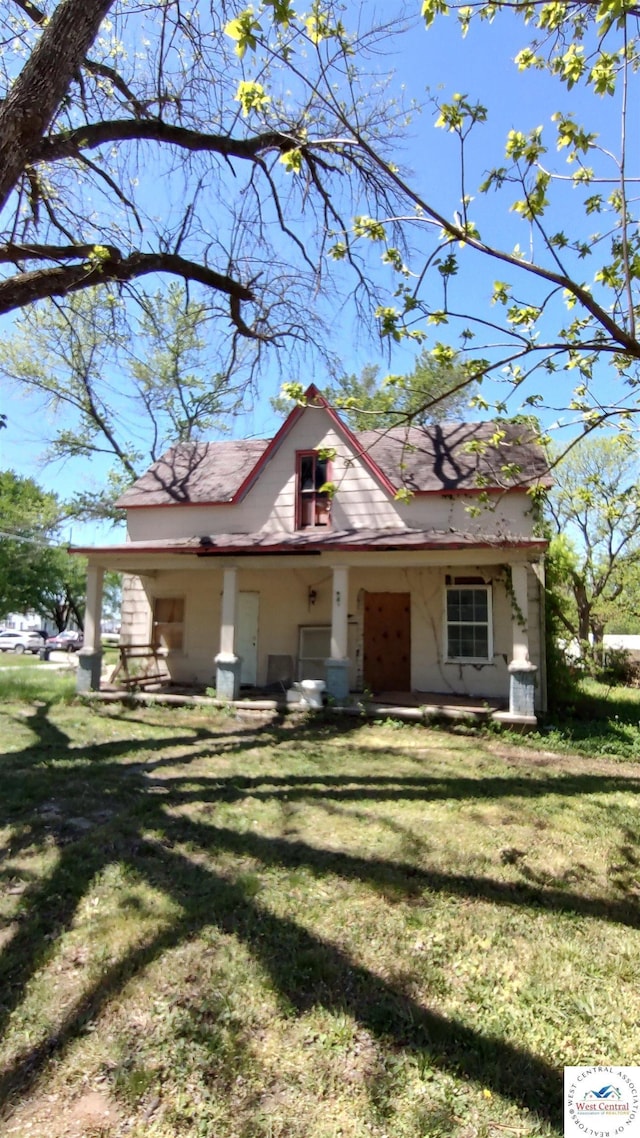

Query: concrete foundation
[[76, 648, 103, 693], [508, 660, 537, 718], [215, 653, 242, 700], [325, 658, 350, 701]]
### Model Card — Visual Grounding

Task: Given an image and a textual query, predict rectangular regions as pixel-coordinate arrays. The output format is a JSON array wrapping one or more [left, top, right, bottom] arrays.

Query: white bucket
[[297, 679, 326, 709]]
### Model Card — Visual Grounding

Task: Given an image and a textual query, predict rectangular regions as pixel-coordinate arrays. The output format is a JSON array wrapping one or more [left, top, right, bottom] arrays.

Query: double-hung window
[[446, 585, 492, 662], [296, 451, 331, 529]]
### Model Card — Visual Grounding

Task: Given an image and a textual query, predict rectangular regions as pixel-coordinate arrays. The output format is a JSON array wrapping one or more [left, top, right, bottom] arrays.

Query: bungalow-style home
[[72, 386, 550, 722]]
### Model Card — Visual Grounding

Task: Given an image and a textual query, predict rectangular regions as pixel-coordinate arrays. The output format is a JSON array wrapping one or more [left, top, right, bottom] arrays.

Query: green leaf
[[422, 0, 449, 28], [589, 52, 618, 95], [224, 12, 263, 58], [279, 148, 303, 173], [234, 81, 271, 117], [353, 216, 386, 241], [514, 47, 544, 70], [394, 487, 414, 503], [491, 281, 511, 304], [281, 381, 306, 403], [375, 306, 402, 341], [263, 0, 296, 27], [554, 43, 587, 88]]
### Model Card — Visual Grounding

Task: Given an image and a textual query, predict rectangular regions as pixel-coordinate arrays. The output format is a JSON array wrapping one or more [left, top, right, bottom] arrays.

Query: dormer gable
[[231, 384, 397, 506]]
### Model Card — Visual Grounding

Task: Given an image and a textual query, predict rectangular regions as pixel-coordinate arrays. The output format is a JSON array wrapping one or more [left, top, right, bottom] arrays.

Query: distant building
[[0, 610, 53, 633]]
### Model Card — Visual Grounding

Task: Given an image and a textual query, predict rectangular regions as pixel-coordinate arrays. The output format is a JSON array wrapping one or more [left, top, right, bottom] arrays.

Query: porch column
[[215, 566, 242, 700], [325, 565, 350, 701], [507, 563, 537, 719], [77, 564, 104, 693]]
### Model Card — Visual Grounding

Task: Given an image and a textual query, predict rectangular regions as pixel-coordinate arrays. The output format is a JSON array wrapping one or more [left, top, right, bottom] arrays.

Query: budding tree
[[0, 0, 411, 374], [334, 0, 640, 442]]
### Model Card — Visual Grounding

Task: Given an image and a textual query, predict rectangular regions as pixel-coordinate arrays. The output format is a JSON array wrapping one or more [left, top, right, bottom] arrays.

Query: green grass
[[1, 699, 639, 1137], [0, 652, 41, 668], [527, 678, 640, 760], [0, 666, 76, 703]]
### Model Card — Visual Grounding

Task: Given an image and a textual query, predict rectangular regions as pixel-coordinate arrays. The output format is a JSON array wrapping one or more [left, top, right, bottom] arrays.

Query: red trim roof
[[231, 385, 397, 503], [71, 528, 548, 558]]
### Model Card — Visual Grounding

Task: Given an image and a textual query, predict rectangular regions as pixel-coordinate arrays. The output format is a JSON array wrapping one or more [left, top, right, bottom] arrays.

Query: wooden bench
[[110, 644, 170, 690]]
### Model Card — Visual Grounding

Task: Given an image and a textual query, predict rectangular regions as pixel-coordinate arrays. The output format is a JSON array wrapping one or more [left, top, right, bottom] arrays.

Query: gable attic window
[[445, 585, 492, 662], [152, 597, 185, 651], [296, 451, 331, 529]]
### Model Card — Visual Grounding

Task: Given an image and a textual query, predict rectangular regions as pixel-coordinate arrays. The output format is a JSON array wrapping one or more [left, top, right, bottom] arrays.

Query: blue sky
[[0, 1, 628, 544]]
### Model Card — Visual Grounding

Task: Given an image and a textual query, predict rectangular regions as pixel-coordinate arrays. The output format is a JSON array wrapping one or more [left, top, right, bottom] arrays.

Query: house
[[0, 611, 54, 634], [71, 386, 550, 722]]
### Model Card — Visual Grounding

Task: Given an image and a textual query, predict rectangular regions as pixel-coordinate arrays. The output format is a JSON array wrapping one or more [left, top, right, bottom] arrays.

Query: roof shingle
[[115, 420, 548, 508]]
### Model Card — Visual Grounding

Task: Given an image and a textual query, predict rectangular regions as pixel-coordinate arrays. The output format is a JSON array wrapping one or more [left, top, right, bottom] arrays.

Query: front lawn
[[0, 652, 41, 667], [535, 678, 640, 760], [1, 700, 638, 1138]]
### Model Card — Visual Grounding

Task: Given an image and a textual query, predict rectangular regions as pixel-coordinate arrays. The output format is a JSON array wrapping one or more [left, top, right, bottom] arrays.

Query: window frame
[[295, 449, 332, 530], [444, 583, 493, 664]]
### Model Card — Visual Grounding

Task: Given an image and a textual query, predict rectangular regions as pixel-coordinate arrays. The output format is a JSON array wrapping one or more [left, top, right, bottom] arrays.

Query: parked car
[[0, 629, 46, 655], [45, 630, 84, 652]]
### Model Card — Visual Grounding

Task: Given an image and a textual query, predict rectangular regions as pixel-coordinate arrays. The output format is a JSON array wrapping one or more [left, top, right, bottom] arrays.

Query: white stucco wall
[[128, 557, 544, 707]]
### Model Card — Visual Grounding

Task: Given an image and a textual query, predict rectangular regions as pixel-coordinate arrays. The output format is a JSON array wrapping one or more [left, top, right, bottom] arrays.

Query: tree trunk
[[0, 0, 115, 211], [67, 588, 85, 632], [573, 579, 591, 644]]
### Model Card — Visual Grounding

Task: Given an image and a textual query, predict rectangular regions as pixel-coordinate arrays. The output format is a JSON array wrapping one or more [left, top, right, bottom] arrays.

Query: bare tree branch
[[33, 120, 320, 164], [0, 251, 254, 317]]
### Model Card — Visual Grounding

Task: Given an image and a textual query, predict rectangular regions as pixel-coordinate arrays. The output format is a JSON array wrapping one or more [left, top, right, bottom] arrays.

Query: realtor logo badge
[[565, 1068, 640, 1138]]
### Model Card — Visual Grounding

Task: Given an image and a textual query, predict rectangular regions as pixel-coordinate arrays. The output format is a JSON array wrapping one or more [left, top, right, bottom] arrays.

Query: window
[[298, 625, 331, 679], [298, 623, 357, 680], [152, 597, 184, 651], [296, 451, 331, 528], [446, 585, 492, 661]]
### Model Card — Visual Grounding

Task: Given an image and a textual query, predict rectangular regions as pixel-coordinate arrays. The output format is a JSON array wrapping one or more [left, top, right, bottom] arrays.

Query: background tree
[[0, 284, 242, 518], [36, 549, 87, 632], [545, 436, 640, 650], [322, 349, 477, 430], [102, 571, 122, 629], [274, 350, 476, 428], [301, 0, 640, 449], [0, 470, 85, 628], [0, 0, 410, 377], [6, 1, 640, 450]]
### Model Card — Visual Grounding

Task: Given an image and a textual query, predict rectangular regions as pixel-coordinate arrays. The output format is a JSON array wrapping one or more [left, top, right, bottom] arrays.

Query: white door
[[237, 591, 259, 687]]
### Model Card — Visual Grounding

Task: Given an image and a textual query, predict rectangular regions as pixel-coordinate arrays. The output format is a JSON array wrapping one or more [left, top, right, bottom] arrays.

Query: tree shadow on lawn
[[2, 703, 638, 1128]]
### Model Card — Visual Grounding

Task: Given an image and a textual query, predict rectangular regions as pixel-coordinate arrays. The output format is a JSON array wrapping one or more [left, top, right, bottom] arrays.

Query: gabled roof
[[116, 438, 268, 508], [359, 421, 550, 494], [115, 387, 549, 509]]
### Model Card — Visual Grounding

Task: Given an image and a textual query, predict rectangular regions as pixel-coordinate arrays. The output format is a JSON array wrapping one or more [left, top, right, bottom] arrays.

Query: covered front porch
[[75, 542, 546, 726]]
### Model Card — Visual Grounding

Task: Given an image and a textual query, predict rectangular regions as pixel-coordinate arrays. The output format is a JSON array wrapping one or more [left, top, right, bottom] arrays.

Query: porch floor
[[91, 679, 535, 728]]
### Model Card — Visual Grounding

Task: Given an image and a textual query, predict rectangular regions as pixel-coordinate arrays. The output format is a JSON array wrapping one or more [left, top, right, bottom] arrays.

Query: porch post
[[507, 563, 537, 719], [77, 564, 104, 692], [215, 566, 242, 699], [325, 565, 350, 701]]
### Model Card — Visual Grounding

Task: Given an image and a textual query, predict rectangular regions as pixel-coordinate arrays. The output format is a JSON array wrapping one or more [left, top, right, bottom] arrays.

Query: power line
[[0, 529, 61, 547]]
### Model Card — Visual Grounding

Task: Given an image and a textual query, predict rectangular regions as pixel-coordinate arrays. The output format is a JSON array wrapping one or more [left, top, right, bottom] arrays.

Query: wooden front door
[[363, 592, 411, 693]]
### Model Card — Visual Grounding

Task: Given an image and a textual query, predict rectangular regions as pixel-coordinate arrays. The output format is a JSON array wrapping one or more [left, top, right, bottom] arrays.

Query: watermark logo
[[565, 1068, 640, 1138]]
